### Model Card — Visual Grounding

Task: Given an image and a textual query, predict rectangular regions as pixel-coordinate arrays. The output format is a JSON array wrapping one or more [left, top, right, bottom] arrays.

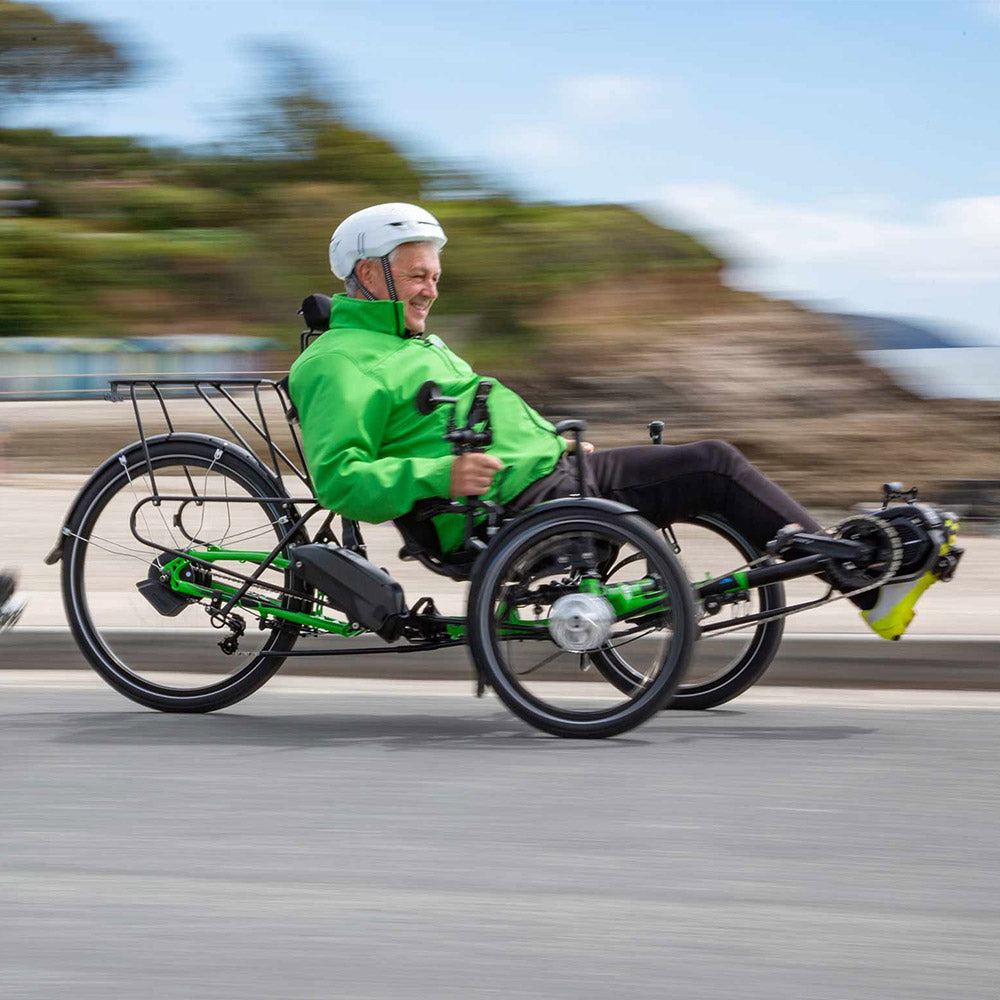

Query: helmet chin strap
[[380, 254, 397, 301], [351, 255, 398, 302]]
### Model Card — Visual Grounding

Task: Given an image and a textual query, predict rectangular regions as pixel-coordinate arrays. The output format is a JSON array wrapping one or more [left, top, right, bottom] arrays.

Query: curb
[[2, 629, 998, 689]]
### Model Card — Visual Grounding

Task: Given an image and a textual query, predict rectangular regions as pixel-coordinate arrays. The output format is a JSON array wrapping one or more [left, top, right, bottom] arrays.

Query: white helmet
[[329, 202, 447, 280]]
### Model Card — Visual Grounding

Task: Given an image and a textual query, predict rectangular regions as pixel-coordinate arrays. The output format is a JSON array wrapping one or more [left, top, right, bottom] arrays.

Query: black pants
[[509, 440, 822, 552]]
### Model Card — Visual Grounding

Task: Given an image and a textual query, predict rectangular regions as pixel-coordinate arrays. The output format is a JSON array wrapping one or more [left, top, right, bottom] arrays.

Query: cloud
[[933, 195, 1000, 241], [482, 122, 583, 171], [557, 73, 660, 124], [655, 182, 1000, 284], [480, 73, 664, 183]]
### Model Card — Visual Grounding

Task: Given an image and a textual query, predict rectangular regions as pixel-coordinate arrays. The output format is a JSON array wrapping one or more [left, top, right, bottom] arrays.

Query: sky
[[17, 0, 1000, 343]]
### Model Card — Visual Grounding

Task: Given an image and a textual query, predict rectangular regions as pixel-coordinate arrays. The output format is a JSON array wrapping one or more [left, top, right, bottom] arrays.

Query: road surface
[[2, 673, 998, 999]]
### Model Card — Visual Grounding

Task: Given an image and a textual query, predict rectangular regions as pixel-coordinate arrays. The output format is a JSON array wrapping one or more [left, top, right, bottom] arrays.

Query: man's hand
[[565, 440, 595, 455], [451, 452, 504, 497]]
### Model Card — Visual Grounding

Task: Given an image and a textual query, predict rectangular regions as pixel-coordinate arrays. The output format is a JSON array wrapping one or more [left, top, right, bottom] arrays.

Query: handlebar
[[415, 379, 496, 551]]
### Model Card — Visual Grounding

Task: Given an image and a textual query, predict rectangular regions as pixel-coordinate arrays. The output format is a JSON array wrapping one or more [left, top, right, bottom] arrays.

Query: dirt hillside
[[507, 271, 1000, 507]]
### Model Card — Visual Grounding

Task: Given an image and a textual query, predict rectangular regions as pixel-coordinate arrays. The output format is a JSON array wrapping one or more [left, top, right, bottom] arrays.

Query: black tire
[[590, 514, 785, 710], [467, 505, 695, 738], [61, 437, 311, 713]]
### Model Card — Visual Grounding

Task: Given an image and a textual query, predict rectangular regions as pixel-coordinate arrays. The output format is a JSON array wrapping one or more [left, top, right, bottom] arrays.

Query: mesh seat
[[393, 500, 484, 582]]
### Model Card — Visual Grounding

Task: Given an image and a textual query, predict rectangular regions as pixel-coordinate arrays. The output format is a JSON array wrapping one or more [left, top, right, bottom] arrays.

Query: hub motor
[[547, 592, 616, 653]]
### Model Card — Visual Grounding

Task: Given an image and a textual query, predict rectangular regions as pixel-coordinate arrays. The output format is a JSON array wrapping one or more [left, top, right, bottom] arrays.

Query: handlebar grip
[[466, 379, 493, 427], [554, 419, 589, 497]]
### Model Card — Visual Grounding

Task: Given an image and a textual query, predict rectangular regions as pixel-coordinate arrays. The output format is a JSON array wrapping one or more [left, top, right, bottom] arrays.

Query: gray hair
[[345, 247, 401, 297]]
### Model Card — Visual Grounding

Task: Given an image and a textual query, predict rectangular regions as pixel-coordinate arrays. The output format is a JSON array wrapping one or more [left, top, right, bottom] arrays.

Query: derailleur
[[207, 604, 247, 655]]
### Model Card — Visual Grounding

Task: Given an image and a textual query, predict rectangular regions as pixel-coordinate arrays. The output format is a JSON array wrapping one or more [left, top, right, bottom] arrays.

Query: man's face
[[358, 242, 441, 333]]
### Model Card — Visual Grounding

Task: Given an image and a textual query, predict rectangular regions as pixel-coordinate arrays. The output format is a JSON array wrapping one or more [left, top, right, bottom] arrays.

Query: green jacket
[[288, 295, 566, 552]]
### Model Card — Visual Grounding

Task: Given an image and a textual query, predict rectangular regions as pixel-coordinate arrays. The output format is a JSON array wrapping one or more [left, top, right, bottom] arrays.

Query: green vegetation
[[0, 0, 137, 113], [0, 5, 719, 346]]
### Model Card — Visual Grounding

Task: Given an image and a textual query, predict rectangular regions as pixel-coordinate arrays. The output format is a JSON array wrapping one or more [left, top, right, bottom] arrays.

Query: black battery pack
[[289, 543, 407, 640]]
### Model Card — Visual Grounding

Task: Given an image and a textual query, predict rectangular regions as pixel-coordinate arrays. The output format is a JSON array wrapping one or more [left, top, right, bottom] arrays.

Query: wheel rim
[[481, 517, 688, 724], [68, 451, 301, 698]]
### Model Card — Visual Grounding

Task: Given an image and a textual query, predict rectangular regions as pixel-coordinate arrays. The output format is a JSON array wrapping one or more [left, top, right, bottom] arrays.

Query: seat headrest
[[299, 294, 332, 332]]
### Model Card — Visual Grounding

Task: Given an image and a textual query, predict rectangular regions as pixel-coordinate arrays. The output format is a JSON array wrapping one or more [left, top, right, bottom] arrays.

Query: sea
[[862, 347, 1000, 401]]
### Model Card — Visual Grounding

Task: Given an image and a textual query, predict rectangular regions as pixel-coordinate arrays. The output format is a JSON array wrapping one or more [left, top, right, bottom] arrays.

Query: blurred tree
[[0, 2, 137, 119], [0, 17, 719, 345], [233, 43, 423, 198]]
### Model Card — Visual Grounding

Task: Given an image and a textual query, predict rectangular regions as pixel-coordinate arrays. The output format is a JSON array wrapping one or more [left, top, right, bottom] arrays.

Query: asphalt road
[[2, 674, 999, 1000]]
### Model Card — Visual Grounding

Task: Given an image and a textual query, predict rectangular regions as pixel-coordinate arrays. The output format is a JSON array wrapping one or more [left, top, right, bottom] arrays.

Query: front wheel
[[467, 506, 696, 738], [61, 437, 311, 713]]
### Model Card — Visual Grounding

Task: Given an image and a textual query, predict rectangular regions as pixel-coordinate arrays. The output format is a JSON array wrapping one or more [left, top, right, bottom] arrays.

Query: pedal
[[936, 547, 963, 582]]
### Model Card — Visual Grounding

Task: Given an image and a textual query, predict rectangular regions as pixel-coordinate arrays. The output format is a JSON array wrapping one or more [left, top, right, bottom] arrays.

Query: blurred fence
[[0, 335, 280, 399]]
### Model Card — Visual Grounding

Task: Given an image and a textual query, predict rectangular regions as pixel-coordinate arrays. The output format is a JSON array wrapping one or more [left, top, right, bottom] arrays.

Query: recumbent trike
[[46, 294, 963, 738]]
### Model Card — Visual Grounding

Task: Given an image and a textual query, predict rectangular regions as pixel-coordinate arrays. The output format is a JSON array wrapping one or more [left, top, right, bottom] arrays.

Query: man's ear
[[356, 258, 380, 295]]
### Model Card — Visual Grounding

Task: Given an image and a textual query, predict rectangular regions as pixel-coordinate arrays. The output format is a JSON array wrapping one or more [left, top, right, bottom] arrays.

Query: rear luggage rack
[[108, 376, 311, 495]]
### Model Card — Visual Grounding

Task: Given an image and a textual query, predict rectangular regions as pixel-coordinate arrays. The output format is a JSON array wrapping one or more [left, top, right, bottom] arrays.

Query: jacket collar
[[329, 293, 409, 339]]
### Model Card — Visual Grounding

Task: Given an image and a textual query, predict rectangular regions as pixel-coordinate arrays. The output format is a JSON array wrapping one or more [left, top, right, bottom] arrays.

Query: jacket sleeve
[[290, 352, 454, 523]]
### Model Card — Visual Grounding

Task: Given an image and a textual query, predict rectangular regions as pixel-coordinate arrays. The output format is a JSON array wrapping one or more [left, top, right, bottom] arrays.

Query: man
[[289, 203, 952, 640], [0, 569, 24, 634]]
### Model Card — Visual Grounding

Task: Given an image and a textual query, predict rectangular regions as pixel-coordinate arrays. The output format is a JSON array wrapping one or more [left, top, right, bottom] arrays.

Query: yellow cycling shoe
[[860, 508, 962, 640]]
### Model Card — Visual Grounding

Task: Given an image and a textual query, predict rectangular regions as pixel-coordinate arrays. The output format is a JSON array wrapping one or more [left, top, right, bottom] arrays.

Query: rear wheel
[[61, 438, 311, 712], [468, 506, 695, 738], [591, 514, 785, 710]]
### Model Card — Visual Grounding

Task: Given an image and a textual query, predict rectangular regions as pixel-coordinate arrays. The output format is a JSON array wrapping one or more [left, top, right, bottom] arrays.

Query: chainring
[[824, 514, 903, 593]]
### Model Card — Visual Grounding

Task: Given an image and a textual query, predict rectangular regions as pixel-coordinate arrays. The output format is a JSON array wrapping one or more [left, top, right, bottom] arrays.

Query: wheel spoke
[[514, 645, 564, 676], [64, 444, 305, 707]]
